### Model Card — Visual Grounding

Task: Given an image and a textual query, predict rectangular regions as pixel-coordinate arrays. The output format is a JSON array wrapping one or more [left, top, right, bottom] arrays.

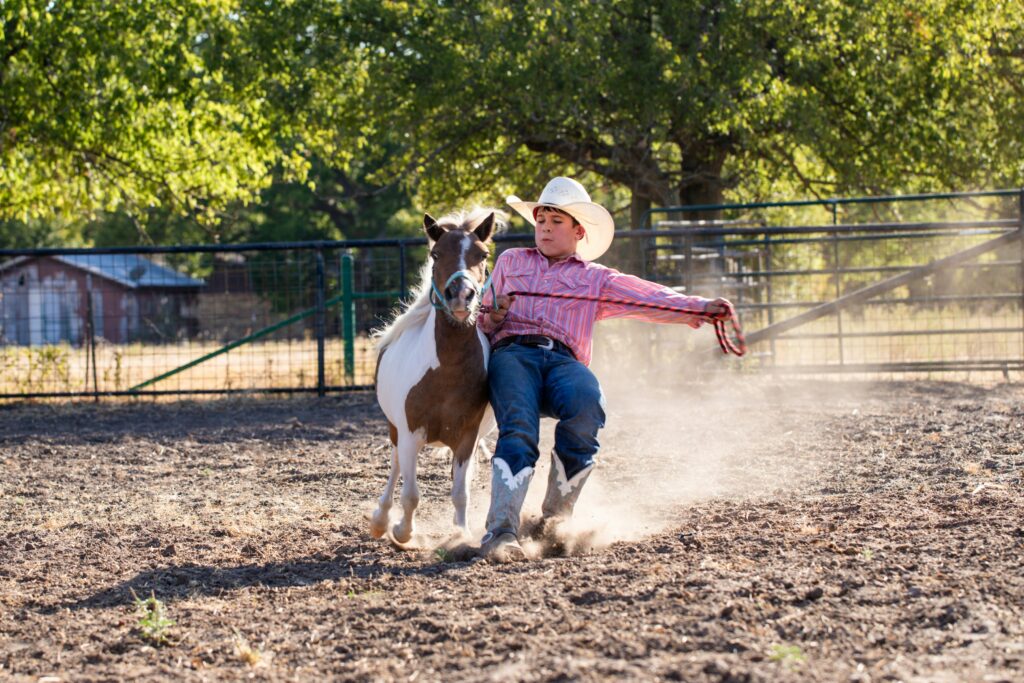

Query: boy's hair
[[533, 205, 581, 226]]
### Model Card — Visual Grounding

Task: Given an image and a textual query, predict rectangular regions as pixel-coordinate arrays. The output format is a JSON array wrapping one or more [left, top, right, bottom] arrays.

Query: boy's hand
[[704, 297, 733, 319], [489, 294, 515, 324]]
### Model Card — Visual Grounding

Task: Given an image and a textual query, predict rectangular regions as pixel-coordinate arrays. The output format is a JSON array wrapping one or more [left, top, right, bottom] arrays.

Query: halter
[[430, 268, 495, 318]]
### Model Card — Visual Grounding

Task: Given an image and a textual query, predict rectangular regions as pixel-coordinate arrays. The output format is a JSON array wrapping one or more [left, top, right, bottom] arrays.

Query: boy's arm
[[598, 269, 727, 328], [477, 253, 509, 335]]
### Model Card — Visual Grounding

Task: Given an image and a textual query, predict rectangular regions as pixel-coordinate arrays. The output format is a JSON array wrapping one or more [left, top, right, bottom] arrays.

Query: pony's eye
[[430, 251, 439, 260]]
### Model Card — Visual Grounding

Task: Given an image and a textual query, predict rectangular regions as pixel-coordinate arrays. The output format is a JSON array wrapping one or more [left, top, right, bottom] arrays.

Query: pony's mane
[[373, 207, 508, 353]]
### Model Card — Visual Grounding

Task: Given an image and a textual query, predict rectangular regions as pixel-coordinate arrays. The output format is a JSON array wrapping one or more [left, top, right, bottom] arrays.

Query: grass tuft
[[233, 629, 264, 667], [769, 643, 806, 668], [130, 589, 175, 646]]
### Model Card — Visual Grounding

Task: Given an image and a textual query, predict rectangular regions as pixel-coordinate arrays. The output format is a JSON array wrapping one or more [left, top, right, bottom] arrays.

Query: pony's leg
[[475, 436, 492, 463], [451, 438, 477, 535], [477, 405, 496, 463], [392, 435, 421, 544], [369, 444, 399, 539]]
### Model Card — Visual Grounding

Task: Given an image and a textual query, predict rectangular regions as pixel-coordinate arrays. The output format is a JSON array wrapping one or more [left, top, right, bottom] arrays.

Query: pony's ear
[[424, 213, 446, 243], [474, 212, 495, 243]]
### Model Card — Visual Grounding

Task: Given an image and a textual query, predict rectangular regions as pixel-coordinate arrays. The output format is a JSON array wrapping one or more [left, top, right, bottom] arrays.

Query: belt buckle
[[537, 336, 554, 351]]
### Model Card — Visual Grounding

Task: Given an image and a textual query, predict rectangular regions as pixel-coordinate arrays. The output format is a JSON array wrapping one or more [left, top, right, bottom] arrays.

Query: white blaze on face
[[449, 233, 479, 314], [458, 233, 472, 272]]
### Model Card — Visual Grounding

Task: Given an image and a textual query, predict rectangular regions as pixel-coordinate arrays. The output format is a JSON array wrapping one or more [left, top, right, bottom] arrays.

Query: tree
[[337, 0, 1024, 224], [0, 0, 317, 225], [4, 0, 1021, 239], [214, 154, 419, 244], [74, 154, 418, 249]]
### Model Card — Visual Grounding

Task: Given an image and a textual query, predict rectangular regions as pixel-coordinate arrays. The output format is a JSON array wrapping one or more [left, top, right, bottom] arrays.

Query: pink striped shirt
[[479, 247, 712, 366]]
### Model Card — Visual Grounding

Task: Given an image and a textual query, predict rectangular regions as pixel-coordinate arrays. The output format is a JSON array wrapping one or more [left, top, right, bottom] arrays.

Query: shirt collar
[[529, 248, 586, 265]]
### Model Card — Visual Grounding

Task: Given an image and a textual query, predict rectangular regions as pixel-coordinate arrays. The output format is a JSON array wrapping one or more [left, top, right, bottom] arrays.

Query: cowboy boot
[[479, 460, 533, 563], [540, 450, 593, 527]]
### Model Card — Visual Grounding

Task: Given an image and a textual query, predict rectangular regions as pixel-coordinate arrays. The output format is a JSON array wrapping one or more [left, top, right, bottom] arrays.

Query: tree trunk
[[629, 194, 652, 230], [678, 139, 730, 223], [626, 192, 653, 276]]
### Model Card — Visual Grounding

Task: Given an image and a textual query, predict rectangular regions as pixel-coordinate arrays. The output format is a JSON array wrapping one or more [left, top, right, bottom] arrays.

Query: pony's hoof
[[392, 522, 414, 545], [447, 526, 472, 543], [369, 508, 390, 538]]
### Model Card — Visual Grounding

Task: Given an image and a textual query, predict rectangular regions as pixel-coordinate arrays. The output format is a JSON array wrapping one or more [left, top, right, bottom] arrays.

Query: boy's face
[[534, 207, 584, 261]]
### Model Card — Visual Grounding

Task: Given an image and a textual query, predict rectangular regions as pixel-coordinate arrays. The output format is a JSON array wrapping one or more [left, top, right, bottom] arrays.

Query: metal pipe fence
[[1, 189, 1021, 401], [636, 189, 1024, 379]]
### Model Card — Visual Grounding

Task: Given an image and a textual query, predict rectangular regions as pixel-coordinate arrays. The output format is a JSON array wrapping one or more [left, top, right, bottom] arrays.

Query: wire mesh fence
[[0, 243, 398, 398], [1, 190, 1021, 401]]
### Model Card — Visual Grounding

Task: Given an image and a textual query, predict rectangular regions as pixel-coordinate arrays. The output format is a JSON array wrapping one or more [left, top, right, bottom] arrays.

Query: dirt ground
[[1, 378, 1022, 682]]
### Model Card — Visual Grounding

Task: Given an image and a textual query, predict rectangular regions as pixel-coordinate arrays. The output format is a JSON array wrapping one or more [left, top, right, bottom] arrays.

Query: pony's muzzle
[[446, 277, 479, 314]]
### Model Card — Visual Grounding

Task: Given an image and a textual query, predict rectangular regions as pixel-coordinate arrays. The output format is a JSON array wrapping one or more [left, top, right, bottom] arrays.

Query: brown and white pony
[[371, 209, 502, 544]]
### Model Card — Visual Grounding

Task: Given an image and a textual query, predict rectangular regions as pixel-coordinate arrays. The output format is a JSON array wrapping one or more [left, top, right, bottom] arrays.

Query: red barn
[[0, 254, 204, 345]]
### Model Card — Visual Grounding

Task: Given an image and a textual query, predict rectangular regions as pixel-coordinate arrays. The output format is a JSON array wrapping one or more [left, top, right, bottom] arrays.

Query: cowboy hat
[[506, 177, 615, 261]]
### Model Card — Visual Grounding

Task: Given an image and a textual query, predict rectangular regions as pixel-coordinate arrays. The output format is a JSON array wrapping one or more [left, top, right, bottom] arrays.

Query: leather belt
[[492, 334, 575, 358]]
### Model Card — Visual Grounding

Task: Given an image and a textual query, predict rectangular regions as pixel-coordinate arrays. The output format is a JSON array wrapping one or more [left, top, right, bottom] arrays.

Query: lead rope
[[492, 290, 747, 357]]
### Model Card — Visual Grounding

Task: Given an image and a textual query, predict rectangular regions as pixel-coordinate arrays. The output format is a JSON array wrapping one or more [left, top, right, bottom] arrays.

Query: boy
[[478, 176, 732, 562]]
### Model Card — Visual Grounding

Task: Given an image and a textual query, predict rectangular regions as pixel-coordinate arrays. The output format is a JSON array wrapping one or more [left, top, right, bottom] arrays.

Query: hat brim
[[507, 196, 615, 261]]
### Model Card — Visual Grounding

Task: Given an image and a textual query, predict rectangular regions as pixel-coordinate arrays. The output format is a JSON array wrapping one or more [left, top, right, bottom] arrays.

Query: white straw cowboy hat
[[506, 177, 615, 261]]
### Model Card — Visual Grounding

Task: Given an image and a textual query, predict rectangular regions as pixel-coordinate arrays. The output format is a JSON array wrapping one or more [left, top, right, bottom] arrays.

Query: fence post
[[85, 288, 99, 401], [1019, 188, 1024, 372], [315, 248, 326, 396], [638, 207, 653, 280], [341, 251, 356, 385], [830, 201, 845, 366], [764, 232, 776, 367], [399, 241, 408, 301], [683, 229, 693, 295]]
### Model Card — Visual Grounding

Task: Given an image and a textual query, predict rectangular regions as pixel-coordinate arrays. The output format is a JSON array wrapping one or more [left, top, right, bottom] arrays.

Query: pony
[[370, 208, 502, 544]]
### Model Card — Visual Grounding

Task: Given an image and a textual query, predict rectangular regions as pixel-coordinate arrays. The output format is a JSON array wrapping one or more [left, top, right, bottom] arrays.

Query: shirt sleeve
[[596, 269, 711, 329]]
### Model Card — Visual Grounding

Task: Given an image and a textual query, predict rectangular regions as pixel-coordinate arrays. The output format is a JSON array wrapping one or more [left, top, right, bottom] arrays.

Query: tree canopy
[[339, 0, 1024, 221], [0, 0, 350, 226], [1, 0, 1022, 243]]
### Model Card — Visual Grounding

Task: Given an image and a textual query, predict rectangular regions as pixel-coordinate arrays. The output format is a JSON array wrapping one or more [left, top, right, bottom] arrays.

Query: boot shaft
[[541, 451, 593, 521], [484, 459, 534, 538]]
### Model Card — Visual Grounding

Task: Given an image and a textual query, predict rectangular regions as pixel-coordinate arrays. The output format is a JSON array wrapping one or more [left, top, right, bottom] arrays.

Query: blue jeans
[[488, 342, 606, 479]]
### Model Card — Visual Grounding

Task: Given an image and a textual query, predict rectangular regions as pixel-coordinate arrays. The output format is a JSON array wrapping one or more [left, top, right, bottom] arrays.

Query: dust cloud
[[521, 319, 866, 555], [394, 319, 870, 556]]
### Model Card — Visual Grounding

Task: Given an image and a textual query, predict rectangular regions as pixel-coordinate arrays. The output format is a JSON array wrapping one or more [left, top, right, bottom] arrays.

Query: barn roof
[[0, 253, 204, 289]]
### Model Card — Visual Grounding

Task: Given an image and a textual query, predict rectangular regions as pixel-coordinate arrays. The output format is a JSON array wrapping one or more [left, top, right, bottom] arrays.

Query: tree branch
[[519, 132, 676, 204]]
